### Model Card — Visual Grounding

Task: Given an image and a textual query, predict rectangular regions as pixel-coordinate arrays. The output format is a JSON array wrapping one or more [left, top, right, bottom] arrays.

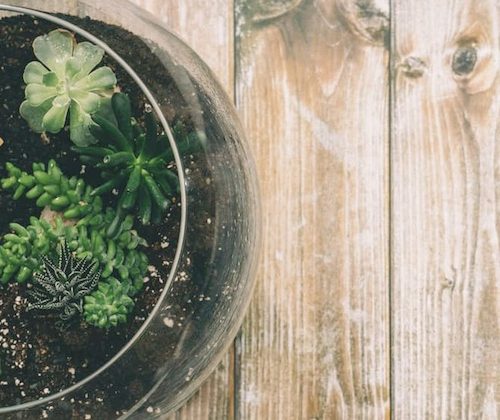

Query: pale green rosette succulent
[[84, 278, 134, 328], [20, 29, 117, 146]]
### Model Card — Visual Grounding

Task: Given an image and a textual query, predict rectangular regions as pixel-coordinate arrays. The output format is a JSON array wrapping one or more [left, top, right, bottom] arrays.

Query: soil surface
[[0, 14, 213, 418]]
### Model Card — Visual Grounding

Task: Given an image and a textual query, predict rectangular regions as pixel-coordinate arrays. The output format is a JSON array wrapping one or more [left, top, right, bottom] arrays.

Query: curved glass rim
[[0, 3, 188, 414]]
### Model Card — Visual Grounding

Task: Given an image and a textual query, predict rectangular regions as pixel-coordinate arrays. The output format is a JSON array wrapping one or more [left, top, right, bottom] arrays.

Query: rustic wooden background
[[131, 0, 500, 418]]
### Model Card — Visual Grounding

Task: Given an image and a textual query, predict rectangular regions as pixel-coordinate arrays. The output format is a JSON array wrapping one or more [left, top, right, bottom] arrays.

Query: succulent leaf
[[32, 29, 74, 74], [72, 41, 105, 77], [42, 94, 71, 132], [23, 61, 50, 84]]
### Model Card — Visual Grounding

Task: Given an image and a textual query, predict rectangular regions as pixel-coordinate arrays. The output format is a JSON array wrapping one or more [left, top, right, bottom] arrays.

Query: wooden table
[[132, 0, 500, 418]]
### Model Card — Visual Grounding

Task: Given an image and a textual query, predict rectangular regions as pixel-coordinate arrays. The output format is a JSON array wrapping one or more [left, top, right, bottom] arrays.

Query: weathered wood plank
[[131, 0, 234, 91], [166, 358, 233, 420], [235, 1, 390, 418], [130, 1, 235, 419], [391, 0, 500, 417]]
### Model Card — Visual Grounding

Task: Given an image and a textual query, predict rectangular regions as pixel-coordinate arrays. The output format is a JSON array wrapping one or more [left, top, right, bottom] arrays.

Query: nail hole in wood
[[452, 47, 477, 76]]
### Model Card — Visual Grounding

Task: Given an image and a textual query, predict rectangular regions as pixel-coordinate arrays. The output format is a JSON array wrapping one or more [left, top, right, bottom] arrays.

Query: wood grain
[[129, 0, 500, 418], [131, 0, 234, 91], [235, 0, 390, 418], [129, 1, 235, 419], [392, 0, 500, 417]]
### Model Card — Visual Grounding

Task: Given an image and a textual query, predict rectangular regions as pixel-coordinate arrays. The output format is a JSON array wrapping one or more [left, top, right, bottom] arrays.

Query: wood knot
[[451, 22, 498, 94], [399, 56, 427, 78], [355, 0, 389, 45], [336, 0, 389, 47], [242, 0, 304, 24], [452, 46, 477, 76]]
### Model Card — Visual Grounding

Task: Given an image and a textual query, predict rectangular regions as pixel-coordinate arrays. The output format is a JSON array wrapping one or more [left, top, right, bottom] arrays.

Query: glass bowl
[[0, 1, 259, 418]]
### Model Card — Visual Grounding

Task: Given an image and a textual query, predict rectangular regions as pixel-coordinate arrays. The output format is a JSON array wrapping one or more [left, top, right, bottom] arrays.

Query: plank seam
[[389, 0, 395, 417], [232, 1, 242, 418]]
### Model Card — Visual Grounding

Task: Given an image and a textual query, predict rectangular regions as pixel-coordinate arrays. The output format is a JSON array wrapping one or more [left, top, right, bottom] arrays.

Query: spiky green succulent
[[20, 29, 117, 146], [0, 161, 149, 291], [28, 241, 100, 322], [73, 92, 199, 228], [84, 277, 134, 328]]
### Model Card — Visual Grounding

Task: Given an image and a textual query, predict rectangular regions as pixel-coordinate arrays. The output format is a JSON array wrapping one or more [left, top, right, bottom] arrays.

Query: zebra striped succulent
[[28, 241, 100, 322]]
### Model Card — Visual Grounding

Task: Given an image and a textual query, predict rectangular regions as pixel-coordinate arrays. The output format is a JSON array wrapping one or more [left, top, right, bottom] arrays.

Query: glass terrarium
[[0, 1, 259, 418]]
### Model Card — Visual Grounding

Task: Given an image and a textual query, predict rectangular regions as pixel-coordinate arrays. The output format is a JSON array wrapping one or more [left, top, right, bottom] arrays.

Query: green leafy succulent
[[0, 161, 149, 290], [28, 241, 100, 322], [0, 215, 145, 328], [20, 29, 117, 146], [1, 160, 104, 224], [73, 92, 199, 228], [84, 277, 134, 328], [0, 217, 60, 284]]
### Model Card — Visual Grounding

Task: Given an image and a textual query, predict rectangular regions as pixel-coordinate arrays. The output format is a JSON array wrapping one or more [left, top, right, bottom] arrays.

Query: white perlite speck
[[163, 317, 174, 328]]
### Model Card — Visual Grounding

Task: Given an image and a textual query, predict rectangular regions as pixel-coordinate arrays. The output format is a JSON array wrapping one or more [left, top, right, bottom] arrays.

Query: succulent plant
[[2, 160, 104, 224], [1, 161, 149, 290], [74, 215, 148, 294], [84, 277, 134, 328], [0, 217, 61, 284], [20, 29, 117, 146], [27, 241, 100, 322], [73, 92, 199, 228]]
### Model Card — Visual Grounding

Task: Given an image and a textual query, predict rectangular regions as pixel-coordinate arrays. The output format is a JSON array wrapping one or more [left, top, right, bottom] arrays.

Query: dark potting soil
[[0, 13, 217, 418]]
